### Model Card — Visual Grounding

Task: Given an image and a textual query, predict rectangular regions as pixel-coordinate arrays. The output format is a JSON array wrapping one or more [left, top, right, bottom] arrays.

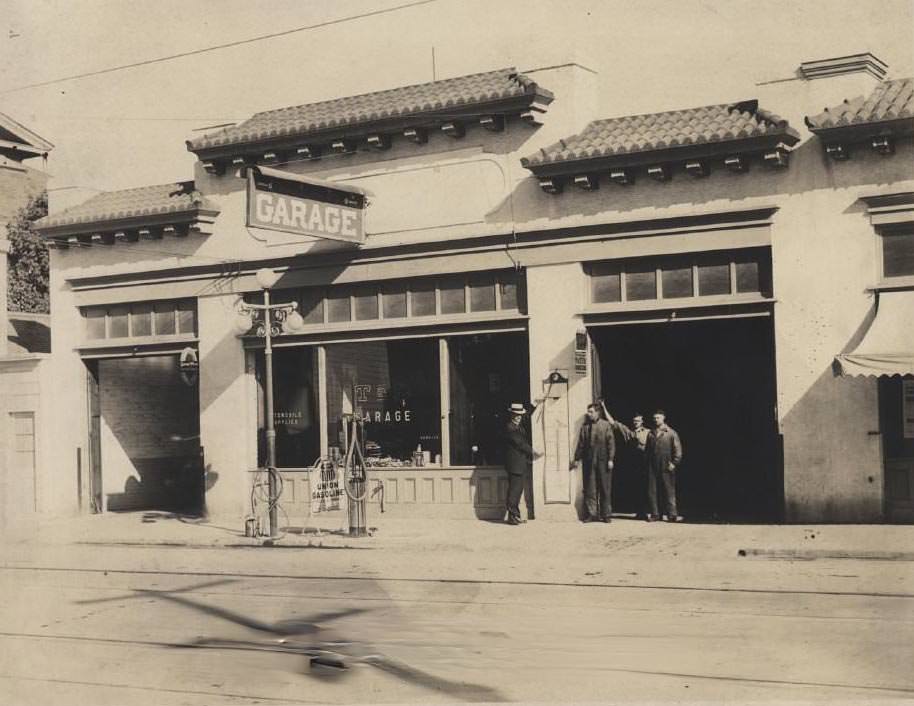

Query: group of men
[[502, 401, 683, 525]]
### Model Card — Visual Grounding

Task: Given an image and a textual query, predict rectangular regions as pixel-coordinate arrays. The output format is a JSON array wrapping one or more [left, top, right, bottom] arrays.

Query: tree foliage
[[6, 191, 49, 314]]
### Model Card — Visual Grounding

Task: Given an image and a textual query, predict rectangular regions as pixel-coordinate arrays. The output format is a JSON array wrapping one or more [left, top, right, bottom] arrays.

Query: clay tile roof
[[805, 77, 914, 132], [522, 100, 799, 171], [35, 181, 217, 231], [187, 67, 551, 153]]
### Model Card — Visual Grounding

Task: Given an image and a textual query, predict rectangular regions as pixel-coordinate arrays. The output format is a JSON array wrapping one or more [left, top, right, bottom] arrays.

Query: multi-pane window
[[245, 271, 524, 329], [83, 299, 197, 340], [882, 227, 914, 278], [590, 249, 771, 304]]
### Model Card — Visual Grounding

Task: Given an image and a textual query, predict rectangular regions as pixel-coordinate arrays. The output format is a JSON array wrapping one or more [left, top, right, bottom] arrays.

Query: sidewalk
[[4, 510, 913, 595], [11, 509, 914, 561]]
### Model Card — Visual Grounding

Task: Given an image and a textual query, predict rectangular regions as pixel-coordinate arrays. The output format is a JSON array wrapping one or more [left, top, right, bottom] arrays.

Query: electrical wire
[[0, 0, 442, 95]]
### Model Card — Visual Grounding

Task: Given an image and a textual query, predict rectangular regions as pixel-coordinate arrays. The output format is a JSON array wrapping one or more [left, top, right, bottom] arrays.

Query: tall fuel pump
[[340, 413, 369, 537]]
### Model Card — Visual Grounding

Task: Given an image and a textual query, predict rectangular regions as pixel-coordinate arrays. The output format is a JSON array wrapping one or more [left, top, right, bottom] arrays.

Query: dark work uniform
[[646, 423, 683, 517], [613, 421, 650, 514], [573, 418, 616, 520], [503, 420, 535, 523]]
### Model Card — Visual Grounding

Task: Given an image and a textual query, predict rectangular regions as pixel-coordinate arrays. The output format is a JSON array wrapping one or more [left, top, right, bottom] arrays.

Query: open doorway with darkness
[[93, 355, 203, 514], [591, 315, 782, 522]]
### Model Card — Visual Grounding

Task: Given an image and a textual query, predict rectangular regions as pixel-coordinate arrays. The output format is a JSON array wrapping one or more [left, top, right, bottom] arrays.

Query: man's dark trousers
[[647, 468, 677, 517], [583, 462, 612, 519], [506, 471, 525, 522]]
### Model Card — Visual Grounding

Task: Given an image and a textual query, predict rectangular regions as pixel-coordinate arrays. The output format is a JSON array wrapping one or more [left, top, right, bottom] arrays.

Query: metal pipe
[[262, 287, 279, 538]]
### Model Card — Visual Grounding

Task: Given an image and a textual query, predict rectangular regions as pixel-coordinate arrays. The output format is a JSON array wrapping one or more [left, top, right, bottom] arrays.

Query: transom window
[[246, 270, 525, 327], [589, 249, 771, 305], [83, 299, 197, 340], [882, 226, 914, 279]]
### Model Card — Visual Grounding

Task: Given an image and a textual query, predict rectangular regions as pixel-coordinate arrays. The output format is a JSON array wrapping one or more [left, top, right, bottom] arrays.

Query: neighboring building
[[1, 112, 53, 530], [0, 111, 53, 226], [34, 54, 914, 526]]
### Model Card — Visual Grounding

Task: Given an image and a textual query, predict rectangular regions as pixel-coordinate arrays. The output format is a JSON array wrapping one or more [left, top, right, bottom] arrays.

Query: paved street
[[1, 519, 913, 704]]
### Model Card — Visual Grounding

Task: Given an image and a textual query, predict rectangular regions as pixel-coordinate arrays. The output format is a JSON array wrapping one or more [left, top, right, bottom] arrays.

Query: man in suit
[[569, 402, 616, 523], [503, 403, 541, 525]]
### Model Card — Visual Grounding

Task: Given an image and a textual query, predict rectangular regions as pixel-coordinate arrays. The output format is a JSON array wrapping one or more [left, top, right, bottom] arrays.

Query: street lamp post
[[236, 268, 304, 538]]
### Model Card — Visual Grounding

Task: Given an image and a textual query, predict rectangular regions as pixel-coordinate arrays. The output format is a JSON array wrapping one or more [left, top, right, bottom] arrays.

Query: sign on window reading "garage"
[[246, 166, 369, 244]]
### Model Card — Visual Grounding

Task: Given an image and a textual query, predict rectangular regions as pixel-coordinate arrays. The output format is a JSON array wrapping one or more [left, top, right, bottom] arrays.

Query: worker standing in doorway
[[646, 410, 684, 522], [569, 402, 616, 523], [604, 408, 652, 519]]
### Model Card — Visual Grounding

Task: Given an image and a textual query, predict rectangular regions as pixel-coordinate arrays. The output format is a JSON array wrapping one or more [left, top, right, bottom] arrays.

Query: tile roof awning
[[187, 67, 553, 161], [35, 181, 220, 246], [805, 77, 914, 141], [835, 290, 914, 377], [522, 99, 800, 179]]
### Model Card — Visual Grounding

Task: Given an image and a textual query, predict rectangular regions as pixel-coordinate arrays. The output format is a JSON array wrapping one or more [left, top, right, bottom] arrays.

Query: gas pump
[[340, 414, 369, 537]]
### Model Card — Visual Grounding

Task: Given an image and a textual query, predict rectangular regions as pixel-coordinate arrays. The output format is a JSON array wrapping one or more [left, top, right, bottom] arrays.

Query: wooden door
[[880, 377, 914, 523], [86, 361, 103, 513]]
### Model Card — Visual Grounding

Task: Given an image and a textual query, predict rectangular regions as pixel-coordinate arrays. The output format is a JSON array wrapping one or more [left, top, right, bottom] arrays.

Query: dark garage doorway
[[90, 355, 204, 515], [591, 315, 782, 522]]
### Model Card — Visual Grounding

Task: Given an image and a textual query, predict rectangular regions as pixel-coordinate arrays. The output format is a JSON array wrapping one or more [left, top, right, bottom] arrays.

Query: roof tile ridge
[[250, 66, 520, 119]]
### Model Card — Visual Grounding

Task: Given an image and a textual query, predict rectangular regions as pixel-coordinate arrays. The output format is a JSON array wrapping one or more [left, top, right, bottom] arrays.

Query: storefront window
[[327, 293, 351, 322], [882, 228, 914, 278], [299, 289, 324, 325], [592, 266, 622, 303], [154, 302, 177, 335], [86, 309, 106, 339], [626, 268, 657, 301], [499, 276, 519, 310], [440, 279, 466, 314], [130, 302, 153, 336], [662, 266, 693, 299], [353, 289, 379, 321], [469, 278, 496, 312], [448, 333, 529, 466], [256, 347, 320, 468], [698, 261, 731, 295], [325, 340, 441, 466], [410, 283, 436, 316], [382, 284, 407, 319]]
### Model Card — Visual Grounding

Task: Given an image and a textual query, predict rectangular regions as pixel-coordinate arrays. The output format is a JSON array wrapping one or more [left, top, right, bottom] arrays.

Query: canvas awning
[[835, 290, 914, 377]]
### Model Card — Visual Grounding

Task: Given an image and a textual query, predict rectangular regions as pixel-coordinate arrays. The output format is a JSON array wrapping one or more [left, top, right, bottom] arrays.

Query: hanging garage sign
[[246, 165, 370, 244]]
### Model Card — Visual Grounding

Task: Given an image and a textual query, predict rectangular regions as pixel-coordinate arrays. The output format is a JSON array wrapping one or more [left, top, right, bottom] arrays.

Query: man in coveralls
[[503, 403, 541, 525], [646, 409, 684, 522], [605, 410, 652, 520], [569, 402, 616, 523]]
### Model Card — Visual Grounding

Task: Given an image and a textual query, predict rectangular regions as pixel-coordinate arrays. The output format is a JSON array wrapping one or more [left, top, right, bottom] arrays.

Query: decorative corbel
[[441, 122, 465, 138], [573, 174, 598, 191], [724, 155, 749, 173], [685, 160, 709, 177], [366, 134, 391, 150], [538, 177, 563, 194], [480, 115, 505, 132], [403, 127, 428, 144], [610, 169, 634, 185], [647, 165, 671, 182]]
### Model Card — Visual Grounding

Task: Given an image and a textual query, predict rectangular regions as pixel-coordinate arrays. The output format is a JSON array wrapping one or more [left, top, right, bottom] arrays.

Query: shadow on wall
[[782, 370, 881, 523]]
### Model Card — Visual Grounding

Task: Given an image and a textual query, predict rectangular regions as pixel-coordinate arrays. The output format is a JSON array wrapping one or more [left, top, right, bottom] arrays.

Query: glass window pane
[[410, 283, 436, 317], [325, 340, 441, 466], [354, 289, 379, 321], [177, 300, 196, 334], [662, 266, 693, 299], [327, 294, 351, 323], [108, 305, 129, 338], [449, 333, 529, 466], [469, 280, 496, 312], [698, 262, 731, 296], [86, 309, 106, 339], [256, 347, 320, 469], [625, 269, 657, 301], [592, 271, 621, 303], [298, 289, 324, 325], [735, 259, 760, 293], [130, 302, 153, 336], [499, 279, 518, 310], [153, 302, 176, 335], [884, 230, 914, 277], [382, 286, 407, 319], [440, 280, 466, 314]]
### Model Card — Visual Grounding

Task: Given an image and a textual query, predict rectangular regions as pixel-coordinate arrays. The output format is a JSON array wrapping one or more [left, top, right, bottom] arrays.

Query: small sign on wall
[[574, 330, 588, 376], [904, 380, 914, 439]]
